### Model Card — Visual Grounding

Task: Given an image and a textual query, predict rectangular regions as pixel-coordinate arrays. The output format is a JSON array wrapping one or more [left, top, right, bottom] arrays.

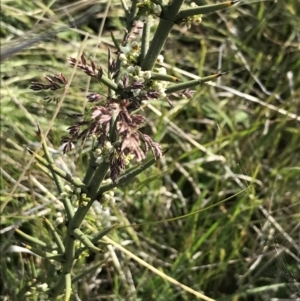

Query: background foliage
[[1, 0, 299, 300]]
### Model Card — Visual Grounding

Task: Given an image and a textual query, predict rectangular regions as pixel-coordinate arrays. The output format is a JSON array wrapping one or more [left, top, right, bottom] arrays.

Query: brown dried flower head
[[30, 46, 175, 182]]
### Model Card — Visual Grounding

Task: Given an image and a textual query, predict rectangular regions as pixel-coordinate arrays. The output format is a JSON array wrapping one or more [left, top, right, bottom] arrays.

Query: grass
[[1, 0, 300, 300]]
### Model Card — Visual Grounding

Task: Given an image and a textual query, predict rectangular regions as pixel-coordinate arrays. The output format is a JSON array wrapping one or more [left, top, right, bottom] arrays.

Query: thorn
[[163, 145, 173, 155], [26, 147, 34, 155], [36, 122, 42, 136], [97, 67, 103, 81]]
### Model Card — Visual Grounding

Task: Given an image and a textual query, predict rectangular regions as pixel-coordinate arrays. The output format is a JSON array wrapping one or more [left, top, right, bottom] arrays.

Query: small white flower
[[55, 215, 64, 225], [143, 70, 152, 79], [119, 53, 127, 61], [71, 194, 78, 202], [156, 67, 167, 75], [127, 66, 135, 74], [134, 65, 142, 74], [37, 283, 48, 292], [133, 75, 140, 82], [124, 157, 130, 166], [102, 193, 111, 202], [54, 262, 62, 270], [120, 45, 130, 54], [102, 178, 113, 185], [121, 60, 128, 66], [130, 41, 140, 51], [160, 92, 167, 98], [152, 81, 159, 89], [158, 88, 167, 98], [131, 51, 140, 59], [96, 156, 104, 164], [138, 70, 145, 77], [154, 81, 166, 90], [193, 15, 202, 25], [153, 4, 162, 16], [94, 148, 102, 157], [157, 55, 164, 63], [64, 185, 72, 193], [104, 141, 113, 152], [60, 192, 68, 197]]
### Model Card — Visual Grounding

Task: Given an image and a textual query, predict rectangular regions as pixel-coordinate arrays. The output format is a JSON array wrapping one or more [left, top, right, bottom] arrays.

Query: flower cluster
[[58, 73, 162, 181], [25, 283, 49, 300], [136, 0, 162, 20], [30, 7, 198, 183], [119, 41, 142, 66], [122, 64, 169, 99], [101, 190, 115, 208], [177, 2, 203, 29], [60, 184, 90, 210], [61, 184, 80, 201], [30, 48, 165, 182], [30, 73, 68, 103], [30, 73, 68, 91]]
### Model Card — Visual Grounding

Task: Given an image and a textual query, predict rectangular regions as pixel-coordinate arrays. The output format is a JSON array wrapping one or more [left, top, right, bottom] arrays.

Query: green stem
[[15, 228, 48, 248], [165, 0, 185, 16], [26, 147, 87, 193], [38, 123, 64, 195], [165, 73, 224, 94], [72, 228, 102, 253], [75, 224, 118, 258], [26, 246, 65, 261], [111, 31, 121, 52], [140, 16, 151, 62], [62, 197, 75, 223], [66, 166, 109, 245], [83, 151, 97, 186], [67, 201, 92, 232], [99, 74, 119, 91], [67, 163, 110, 236], [88, 162, 110, 200], [49, 236, 75, 299], [65, 273, 72, 301], [141, 0, 185, 70], [34, 126, 75, 221], [43, 217, 65, 254], [141, 18, 173, 71], [127, 0, 138, 30], [151, 72, 180, 83], [176, 1, 239, 21]]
